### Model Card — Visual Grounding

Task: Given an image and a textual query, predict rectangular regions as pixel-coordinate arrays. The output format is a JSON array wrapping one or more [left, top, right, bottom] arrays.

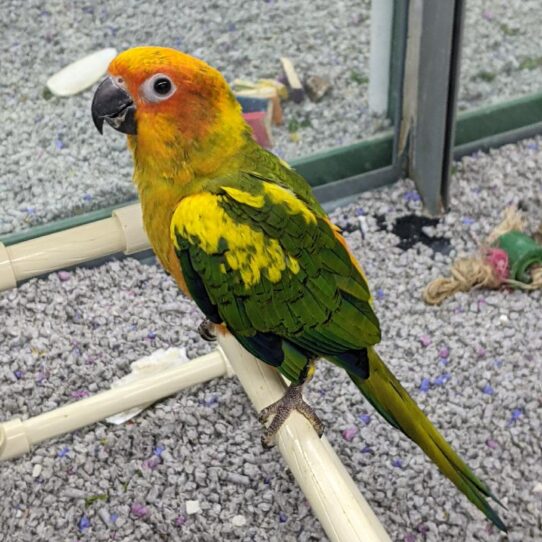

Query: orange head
[[91, 46, 250, 179]]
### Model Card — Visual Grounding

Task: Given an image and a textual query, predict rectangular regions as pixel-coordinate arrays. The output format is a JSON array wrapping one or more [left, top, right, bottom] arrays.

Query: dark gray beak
[[91, 77, 137, 135]]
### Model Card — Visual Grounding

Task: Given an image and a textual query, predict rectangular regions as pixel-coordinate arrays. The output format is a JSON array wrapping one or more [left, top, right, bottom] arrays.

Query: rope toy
[[423, 207, 542, 305]]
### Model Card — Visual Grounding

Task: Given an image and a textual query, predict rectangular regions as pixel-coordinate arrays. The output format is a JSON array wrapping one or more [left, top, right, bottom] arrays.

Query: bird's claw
[[197, 319, 217, 342], [261, 433, 275, 449], [258, 405, 274, 425], [258, 384, 325, 448]]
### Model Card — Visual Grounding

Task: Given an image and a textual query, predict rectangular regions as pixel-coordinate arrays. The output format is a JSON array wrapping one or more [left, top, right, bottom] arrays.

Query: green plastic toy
[[497, 231, 542, 284]]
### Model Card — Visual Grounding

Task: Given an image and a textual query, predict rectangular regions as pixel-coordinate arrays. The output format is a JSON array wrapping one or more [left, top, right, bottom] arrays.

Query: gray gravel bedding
[[460, 1, 542, 111], [2, 0, 542, 236], [1, 137, 541, 541]]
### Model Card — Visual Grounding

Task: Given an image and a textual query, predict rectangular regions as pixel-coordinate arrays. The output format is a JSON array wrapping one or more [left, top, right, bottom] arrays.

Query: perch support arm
[[218, 333, 391, 542], [0, 350, 228, 461]]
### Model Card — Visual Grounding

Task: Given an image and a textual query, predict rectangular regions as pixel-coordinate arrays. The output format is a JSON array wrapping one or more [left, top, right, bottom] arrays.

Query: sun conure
[[91, 46, 506, 531]]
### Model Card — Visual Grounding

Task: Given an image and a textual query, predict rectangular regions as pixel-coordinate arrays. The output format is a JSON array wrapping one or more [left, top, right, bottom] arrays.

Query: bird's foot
[[258, 383, 325, 448], [197, 319, 217, 342]]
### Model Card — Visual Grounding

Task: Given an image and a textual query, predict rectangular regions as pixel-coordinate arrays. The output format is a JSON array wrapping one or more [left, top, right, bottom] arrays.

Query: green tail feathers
[[349, 347, 507, 532]]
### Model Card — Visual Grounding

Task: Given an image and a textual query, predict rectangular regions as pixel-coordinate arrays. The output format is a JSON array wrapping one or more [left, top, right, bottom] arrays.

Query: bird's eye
[[153, 77, 171, 95], [141, 73, 176, 103]]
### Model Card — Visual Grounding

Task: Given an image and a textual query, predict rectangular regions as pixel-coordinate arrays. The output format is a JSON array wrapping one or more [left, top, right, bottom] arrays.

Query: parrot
[[91, 46, 506, 532]]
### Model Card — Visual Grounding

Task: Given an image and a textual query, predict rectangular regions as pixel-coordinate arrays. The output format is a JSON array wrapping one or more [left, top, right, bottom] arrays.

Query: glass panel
[[0, 0, 396, 238], [459, 1, 542, 111]]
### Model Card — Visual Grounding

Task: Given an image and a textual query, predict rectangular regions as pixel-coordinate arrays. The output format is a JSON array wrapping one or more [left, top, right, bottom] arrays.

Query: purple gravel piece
[[486, 439, 498, 449], [417, 523, 429, 535], [57, 446, 70, 458], [419, 335, 431, 347], [509, 408, 523, 424], [342, 426, 358, 442], [78, 516, 90, 531], [143, 456, 161, 470], [419, 378, 431, 392], [279, 511, 287, 523], [201, 395, 219, 407], [358, 413, 371, 425], [434, 373, 451, 386], [438, 347, 449, 358], [58, 271, 71, 281], [131, 503, 150, 518], [482, 384, 494, 395], [175, 515, 187, 526], [403, 191, 421, 202], [70, 389, 90, 399], [392, 458, 403, 469]]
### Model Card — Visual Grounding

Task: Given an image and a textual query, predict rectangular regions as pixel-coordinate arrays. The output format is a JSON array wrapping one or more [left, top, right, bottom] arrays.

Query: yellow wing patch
[[171, 192, 300, 287], [221, 186, 265, 208], [262, 183, 316, 224]]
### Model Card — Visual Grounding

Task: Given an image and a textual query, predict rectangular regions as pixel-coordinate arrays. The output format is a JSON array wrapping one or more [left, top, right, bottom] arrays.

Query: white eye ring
[[141, 73, 176, 103], [113, 76, 125, 87]]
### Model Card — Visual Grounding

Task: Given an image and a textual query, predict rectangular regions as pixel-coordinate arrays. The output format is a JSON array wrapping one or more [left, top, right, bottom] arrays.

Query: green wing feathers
[[170, 172, 380, 382], [350, 348, 507, 532]]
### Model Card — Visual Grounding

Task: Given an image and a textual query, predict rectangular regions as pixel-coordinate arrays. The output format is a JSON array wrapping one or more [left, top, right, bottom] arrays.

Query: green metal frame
[[455, 91, 542, 156], [293, 134, 393, 188]]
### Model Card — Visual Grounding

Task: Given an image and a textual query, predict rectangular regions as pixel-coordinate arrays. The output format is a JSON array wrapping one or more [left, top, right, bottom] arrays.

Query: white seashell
[[46, 47, 117, 97]]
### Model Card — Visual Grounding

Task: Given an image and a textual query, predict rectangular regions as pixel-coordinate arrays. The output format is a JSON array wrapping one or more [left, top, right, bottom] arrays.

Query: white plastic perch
[[0, 204, 150, 291], [0, 336, 391, 541], [0, 350, 228, 461]]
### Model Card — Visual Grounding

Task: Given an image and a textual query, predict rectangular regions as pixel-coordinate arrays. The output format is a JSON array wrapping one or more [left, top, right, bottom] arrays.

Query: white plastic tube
[[0, 350, 228, 461], [0, 203, 151, 290], [218, 333, 391, 542]]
